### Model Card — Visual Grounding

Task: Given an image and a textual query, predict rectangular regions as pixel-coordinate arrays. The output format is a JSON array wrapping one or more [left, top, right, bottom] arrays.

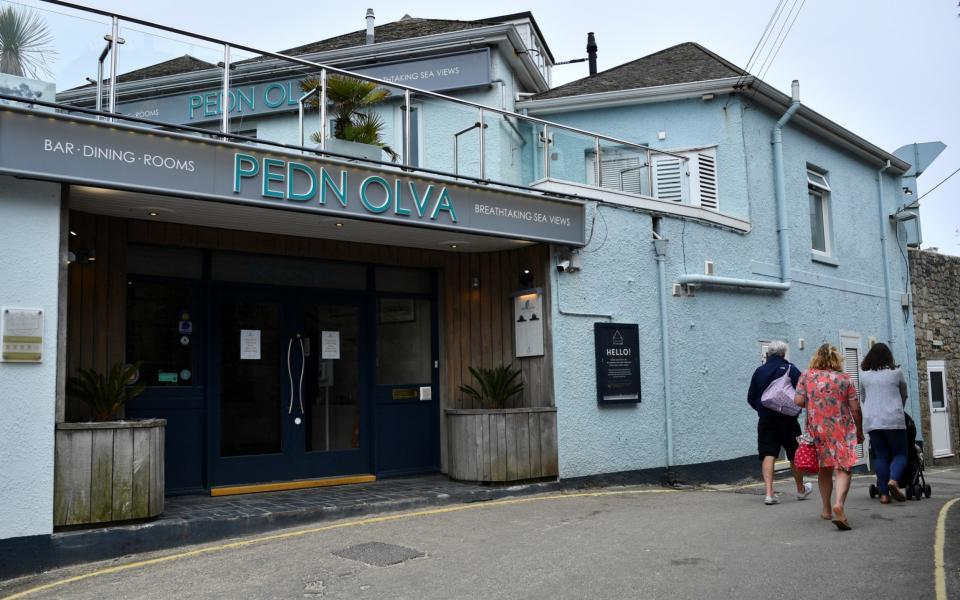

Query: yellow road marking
[[935, 497, 959, 600], [2, 487, 679, 599]]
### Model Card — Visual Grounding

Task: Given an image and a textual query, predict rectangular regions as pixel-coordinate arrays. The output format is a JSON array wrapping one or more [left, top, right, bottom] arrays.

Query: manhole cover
[[333, 542, 424, 567]]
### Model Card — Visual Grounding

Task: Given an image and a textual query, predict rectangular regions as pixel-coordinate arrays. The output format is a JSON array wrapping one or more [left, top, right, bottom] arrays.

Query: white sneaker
[[764, 495, 779, 505], [797, 482, 813, 500]]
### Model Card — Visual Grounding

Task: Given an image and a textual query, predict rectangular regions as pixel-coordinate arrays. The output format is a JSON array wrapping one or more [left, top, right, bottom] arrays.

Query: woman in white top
[[859, 342, 909, 503]]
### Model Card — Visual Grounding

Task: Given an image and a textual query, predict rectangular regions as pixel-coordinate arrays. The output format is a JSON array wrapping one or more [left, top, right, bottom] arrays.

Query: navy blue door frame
[[128, 251, 440, 492]]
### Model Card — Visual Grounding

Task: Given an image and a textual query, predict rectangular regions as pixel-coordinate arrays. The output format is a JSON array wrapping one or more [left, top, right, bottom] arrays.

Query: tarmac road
[[2, 468, 959, 600]]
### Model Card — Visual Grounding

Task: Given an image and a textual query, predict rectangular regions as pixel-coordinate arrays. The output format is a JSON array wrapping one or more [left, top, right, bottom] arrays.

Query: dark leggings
[[869, 428, 908, 495]]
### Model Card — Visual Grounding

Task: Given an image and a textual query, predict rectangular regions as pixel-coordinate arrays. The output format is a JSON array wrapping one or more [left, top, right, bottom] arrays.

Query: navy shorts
[[757, 417, 802, 461]]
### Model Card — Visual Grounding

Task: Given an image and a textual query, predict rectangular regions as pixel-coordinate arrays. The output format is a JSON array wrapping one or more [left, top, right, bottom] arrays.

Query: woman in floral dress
[[794, 343, 864, 530]]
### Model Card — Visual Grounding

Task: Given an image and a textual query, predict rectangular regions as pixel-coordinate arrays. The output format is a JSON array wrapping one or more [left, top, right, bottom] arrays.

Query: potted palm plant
[[0, 5, 57, 104], [446, 364, 558, 483], [299, 73, 399, 161], [55, 362, 166, 527]]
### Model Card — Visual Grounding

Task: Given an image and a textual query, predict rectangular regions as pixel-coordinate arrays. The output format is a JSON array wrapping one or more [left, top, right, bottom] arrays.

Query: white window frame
[[585, 146, 648, 195], [808, 168, 834, 260]]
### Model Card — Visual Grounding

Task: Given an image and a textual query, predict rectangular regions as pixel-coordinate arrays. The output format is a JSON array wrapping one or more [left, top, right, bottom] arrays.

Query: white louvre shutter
[[652, 156, 684, 203], [840, 335, 868, 467], [695, 150, 718, 210], [601, 157, 643, 195]]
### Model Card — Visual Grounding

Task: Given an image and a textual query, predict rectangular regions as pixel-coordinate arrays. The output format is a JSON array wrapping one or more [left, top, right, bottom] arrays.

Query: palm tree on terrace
[[0, 5, 56, 79], [300, 73, 399, 161]]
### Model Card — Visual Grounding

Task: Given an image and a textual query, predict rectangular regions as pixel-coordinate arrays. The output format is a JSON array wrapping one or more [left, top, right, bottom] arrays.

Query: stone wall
[[909, 248, 960, 465]]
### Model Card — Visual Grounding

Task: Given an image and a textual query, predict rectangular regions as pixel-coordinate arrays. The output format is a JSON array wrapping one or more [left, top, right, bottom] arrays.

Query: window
[[840, 332, 868, 467], [127, 281, 195, 387], [399, 103, 420, 167], [652, 147, 719, 210], [807, 169, 833, 257]]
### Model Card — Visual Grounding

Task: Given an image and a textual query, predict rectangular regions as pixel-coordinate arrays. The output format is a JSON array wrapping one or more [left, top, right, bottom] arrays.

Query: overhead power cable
[[745, 0, 806, 106], [732, 0, 788, 91], [756, 0, 807, 82], [917, 165, 960, 202]]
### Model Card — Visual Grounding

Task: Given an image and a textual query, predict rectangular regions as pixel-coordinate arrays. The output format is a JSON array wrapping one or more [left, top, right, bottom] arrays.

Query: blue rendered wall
[[542, 96, 917, 478], [0, 177, 61, 540], [254, 48, 530, 188]]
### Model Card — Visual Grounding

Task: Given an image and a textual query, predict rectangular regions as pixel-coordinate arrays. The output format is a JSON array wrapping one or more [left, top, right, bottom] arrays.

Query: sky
[[18, 0, 960, 255]]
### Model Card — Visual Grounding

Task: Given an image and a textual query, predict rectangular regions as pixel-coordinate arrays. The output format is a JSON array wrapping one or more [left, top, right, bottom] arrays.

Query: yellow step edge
[[210, 474, 376, 497]]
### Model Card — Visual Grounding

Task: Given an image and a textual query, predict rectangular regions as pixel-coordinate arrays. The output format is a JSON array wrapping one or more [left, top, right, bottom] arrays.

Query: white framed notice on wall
[[1, 308, 44, 362], [513, 290, 544, 358]]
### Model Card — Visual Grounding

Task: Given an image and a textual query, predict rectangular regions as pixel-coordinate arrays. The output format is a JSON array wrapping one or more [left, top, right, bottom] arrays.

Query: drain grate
[[333, 542, 424, 567]]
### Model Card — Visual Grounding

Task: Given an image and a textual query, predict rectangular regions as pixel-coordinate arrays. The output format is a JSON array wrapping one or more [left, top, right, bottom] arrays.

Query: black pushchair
[[868, 413, 931, 501]]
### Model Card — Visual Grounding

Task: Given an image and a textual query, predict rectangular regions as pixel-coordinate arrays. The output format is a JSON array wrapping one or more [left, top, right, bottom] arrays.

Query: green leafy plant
[[460, 365, 524, 410], [0, 5, 57, 79], [299, 73, 399, 161], [66, 362, 146, 422]]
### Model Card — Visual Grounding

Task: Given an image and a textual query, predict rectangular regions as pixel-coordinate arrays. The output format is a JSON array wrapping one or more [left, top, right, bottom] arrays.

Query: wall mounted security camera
[[556, 259, 571, 273]]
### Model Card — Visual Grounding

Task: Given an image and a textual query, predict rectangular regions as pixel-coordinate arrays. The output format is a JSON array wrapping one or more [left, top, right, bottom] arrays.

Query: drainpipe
[[877, 160, 895, 346], [653, 231, 673, 469], [675, 83, 801, 294], [772, 80, 801, 285]]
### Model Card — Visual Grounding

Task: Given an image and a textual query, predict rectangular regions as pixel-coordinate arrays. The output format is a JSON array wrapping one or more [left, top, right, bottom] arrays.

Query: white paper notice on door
[[321, 331, 340, 360], [240, 329, 261, 360]]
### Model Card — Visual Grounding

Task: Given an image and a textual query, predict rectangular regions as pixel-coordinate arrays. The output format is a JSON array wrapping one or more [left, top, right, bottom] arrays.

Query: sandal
[[831, 507, 851, 530], [889, 481, 906, 502]]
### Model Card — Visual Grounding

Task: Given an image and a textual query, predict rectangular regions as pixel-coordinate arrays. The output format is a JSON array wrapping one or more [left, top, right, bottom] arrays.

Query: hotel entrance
[[120, 241, 439, 492], [212, 288, 370, 486]]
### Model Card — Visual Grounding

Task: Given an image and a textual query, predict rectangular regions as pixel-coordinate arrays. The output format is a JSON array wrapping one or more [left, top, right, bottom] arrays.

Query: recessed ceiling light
[[449, 244, 458, 249], [69, 230, 77, 236], [148, 211, 159, 217], [335, 222, 344, 228]]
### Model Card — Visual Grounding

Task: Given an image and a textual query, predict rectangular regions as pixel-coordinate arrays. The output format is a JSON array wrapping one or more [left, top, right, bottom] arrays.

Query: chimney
[[366, 9, 375, 45], [586, 32, 598, 75]]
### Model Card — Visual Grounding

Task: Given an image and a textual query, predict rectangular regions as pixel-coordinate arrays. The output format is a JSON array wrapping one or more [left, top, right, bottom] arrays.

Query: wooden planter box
[[54, 419, 165, 527], [446, 407, 558, 483]]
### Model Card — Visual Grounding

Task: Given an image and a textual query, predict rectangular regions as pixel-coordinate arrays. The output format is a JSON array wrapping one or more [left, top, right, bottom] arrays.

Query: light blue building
[[518, 42, 921, 478], [0, 2, 928, 563]]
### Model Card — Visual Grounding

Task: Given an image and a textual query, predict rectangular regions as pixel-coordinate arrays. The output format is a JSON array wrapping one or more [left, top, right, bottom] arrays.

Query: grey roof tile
[[532, 42, 746, 100], [279, 16, 498, 56]]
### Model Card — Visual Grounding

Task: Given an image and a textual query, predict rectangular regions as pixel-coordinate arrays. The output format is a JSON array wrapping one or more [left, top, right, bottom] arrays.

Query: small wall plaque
[[1, 308, 44, 363]]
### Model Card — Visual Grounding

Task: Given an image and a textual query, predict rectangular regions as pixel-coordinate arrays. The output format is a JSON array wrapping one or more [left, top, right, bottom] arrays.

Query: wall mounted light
[[470, 276, 480, 289], [519, 268, 534, 287], [902, 187, 913, 196]]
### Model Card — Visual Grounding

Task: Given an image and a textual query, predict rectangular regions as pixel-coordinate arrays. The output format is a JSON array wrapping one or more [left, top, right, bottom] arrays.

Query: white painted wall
[[0, 176, 61, 540]]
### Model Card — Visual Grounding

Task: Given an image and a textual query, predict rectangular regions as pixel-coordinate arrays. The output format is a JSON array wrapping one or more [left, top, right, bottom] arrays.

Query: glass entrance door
[[211, 288, 369, 486]]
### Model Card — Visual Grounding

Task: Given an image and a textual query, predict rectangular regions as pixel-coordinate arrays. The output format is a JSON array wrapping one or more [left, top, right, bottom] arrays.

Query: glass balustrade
[[0, 0, 694, 206]]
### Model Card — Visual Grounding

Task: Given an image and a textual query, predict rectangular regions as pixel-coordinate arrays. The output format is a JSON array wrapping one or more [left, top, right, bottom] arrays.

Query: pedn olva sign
[[233, 154, 457, 223], [0, 107, 585, 245]]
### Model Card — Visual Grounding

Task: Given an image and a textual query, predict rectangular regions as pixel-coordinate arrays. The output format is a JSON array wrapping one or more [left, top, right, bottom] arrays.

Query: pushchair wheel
[[913, 485, 923, 501], [924, 484, 932, 498], [906, 484, 915, 499], [869, 484, 878, 499]]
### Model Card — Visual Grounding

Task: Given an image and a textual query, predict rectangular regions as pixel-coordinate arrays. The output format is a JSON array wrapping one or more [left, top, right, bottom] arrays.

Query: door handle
[[298, 335, 306, 416], [287, 337, 295, 414]]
